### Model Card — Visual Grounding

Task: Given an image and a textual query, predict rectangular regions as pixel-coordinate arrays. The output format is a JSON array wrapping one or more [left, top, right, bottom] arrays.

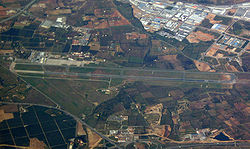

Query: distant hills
[[175, 0, 248, 5]]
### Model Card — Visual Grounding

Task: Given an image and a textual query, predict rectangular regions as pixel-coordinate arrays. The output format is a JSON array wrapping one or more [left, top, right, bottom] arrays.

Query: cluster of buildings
[[68, 136, 87, 149], [130, 0, 209, 41], [211, 24, 227, 32], [28, 51, 47, 63], [41, 17, 92, 46], [235, 8, 249, 18], [112, 128, 134, 143], [209, 3, 250, 20], [130, 0, 210, 41], [71, 27, 92, 46], [108, 115, 128, 122], [106, 114, 163, 143], [205, 42, 244, 67], [107, 115, 133, 143], [29, 18, 95, 66], [218, 35, 247, 49], [40, 16, 70, 29], [130, 0, 250, 41], [182, 128, 211, 141], [28, 51, 104, 66]]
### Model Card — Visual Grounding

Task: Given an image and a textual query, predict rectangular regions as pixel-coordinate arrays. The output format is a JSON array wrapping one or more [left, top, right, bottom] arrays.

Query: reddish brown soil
[[160, 55, 184, 70], [187, 31, 215, 43], [87, 128, 102, 148], [206, 13, 222, 24], [194, 60, 211, 72], [28, 138, 47, 149]]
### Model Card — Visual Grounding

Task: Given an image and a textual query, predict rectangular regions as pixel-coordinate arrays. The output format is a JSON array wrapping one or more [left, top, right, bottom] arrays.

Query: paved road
[[0, 0, 38, 24], [15, 62, 239, 75], [13, 62, 237, 84], [0, 102, 122, 149], [7, 62, 60, 107], [7, 63, 122, 148], [43, 70, 236, 84], [3, 63, 248, 149], [166, 141, 250, 149], [1, 102, 250, 149], [14, 67, 236, 84]]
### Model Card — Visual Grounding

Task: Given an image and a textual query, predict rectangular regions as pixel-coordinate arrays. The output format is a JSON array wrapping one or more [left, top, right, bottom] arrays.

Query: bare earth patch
[[126, 32, 147, 40], [0, 105, 18, 113], [227, 9, 237, 15], [108, 10, 130, 27], [0, 50, 14, 54], [187, 31, 215, 43], [152, 125, 166, 137], [46, 9, 71, 15], [160, 55, 184, 70], [0, 109, 14, 122], [77, 122, 86, 136], [194, 60, 211, 72], [206, 46, 218, 56], [145, 103, 163, 114], [221, 74, 232, 81], [132, 5, 142, 16], [225, 64, 239, 72], [92, 9, 130, 29], [87, 128, 102, 149], [28, 138, 47, 149], [216, 53, 224, 58], [206, 13, 222, 24], [135, 142, 148, 149], [144, 103, 163, 125], [94, 19, 109, 29]]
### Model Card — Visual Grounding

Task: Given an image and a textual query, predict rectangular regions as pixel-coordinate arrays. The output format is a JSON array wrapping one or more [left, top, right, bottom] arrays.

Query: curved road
[[0, 0, 38, 24], [0, 102, 122, 149], [1, 102, 250, 149]]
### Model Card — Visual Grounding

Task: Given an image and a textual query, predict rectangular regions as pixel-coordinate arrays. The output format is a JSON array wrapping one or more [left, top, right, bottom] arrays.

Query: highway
[[7, 63, 122, 148], [1, 102, 250, 148], [0, 102, 122, 149], [0, 0, 38, 24]]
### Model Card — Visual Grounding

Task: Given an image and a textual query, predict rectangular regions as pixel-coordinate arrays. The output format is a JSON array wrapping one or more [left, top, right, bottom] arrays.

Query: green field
[[0, 64, 55, 106], [123, 69, 154, 76], [15, 63, 231, 85], [15, 64, 43, 71], [182, 41, 214, 60], [213, 15, 232, 25], [185, 72, 226, 81], [22, 77, 115, 116], [70, 66, 121, 75], [153, 71, 184, 78], [70, 67, 96, 73], [17, 72, 44, 77], [142, 79, 222, 89], [228, 20, 250, 38]]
